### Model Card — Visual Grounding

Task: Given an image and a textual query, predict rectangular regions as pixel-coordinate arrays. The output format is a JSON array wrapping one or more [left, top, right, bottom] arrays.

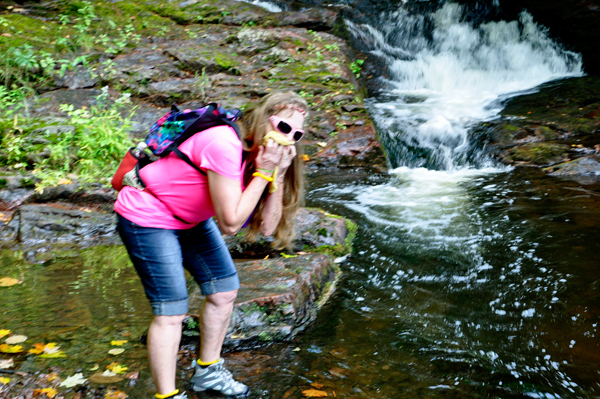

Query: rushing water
[[272, 1, 598, 397], [2, 1, 599, 398]]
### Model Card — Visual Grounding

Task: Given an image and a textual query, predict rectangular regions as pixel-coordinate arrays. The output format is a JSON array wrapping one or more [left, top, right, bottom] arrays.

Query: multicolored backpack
[[111, 103, 243, 191]]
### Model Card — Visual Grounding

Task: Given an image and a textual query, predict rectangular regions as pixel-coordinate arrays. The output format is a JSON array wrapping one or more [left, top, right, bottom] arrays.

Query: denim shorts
[[116, 214, 240, 316]]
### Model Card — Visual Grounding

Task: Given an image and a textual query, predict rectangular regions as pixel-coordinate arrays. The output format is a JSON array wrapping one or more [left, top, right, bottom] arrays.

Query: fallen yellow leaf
[[108, 348, 125, 355], [42, 343, 59, 353], [28, 343, 47, 354], [311, 382, 324, 389], [302, 154, 310, 161], [105, 390, 128, 399], [57, 178, 72, 185], [0, 343, 23, 353], [302, 389, 328, 397], [5, 335, 27, 344], [110, 340, 128, 346], [107, 363, 128, 374], [0, 277, 22, 287], [0, 377, 10, 384], [0, 329, 10, 339], [33, 388, 58, 398], [46, 372, 60, 382], [0, 358, 14, 369]]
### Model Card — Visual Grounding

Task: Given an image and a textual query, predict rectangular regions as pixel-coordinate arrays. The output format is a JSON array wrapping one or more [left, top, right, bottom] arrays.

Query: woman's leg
[[148, 314, 186, 394], [180, 219, 248, 395], [199, 290, 238, 363], [116, 215, 189, 396]]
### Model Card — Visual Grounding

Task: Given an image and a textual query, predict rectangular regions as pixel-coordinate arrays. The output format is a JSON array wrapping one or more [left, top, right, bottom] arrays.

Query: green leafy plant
[[350, 59, 364, 78], [1, 88, 135, 192]]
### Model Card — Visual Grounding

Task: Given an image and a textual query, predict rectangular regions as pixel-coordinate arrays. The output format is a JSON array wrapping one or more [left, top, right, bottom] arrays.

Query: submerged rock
[[186, 253, 341, 349], [545, 156, 600, 183]]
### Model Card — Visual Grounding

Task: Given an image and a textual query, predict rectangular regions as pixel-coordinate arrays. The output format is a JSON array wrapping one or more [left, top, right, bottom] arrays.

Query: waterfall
[[346, 2, 583, 170], [308, 3, 593, 395]]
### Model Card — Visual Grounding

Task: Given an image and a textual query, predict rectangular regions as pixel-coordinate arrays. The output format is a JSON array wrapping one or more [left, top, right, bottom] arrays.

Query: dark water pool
[[1, 168, 599, 398]]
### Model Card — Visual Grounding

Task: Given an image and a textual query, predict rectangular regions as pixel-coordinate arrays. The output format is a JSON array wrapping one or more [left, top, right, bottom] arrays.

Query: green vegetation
[[0, 0, 366, 192], [0, 88, 134, 192], [350, 59, 364, 78], [506, 143, 569, 165]]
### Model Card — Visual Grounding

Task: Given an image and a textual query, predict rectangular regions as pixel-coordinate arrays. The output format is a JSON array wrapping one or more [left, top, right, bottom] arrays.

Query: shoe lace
[[215, 364, 244, 388]]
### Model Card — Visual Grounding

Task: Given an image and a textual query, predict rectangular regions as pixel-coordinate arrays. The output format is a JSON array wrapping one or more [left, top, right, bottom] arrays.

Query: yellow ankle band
[[198, 358, 221, 367], [155, 389, 179, 399]]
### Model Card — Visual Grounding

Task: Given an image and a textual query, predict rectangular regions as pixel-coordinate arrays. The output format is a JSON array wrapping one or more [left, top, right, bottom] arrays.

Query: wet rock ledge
[[0, 184, 355, 347], [486, 76, 600, 183]]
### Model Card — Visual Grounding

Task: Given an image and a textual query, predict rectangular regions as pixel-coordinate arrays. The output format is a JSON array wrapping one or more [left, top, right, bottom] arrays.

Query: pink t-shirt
[[114, 125, 243, 229]]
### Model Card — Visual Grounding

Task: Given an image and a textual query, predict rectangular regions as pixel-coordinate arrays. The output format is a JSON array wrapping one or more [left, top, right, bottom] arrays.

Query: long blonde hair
[[240, 91, 308, 249]]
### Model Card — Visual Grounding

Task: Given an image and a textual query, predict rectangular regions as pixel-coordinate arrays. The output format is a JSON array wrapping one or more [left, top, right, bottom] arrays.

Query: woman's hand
[[256, 139, 284, 171], [278, 145, 296, 175]]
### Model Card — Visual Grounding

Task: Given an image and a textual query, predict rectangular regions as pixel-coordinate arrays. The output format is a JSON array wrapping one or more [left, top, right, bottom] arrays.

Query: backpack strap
[[173, 147, 207, 176], [219, 117, 249, 166], [173, 120, 247, 174]]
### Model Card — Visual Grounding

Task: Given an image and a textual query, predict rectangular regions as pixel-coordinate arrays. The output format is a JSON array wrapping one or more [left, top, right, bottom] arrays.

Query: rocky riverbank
[[0, 2, 372, 396], [485, 76, 600, 184]]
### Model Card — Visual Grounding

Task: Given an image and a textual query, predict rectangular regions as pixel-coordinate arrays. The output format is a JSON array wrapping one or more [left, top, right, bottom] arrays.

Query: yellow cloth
[[262, 130, 295, 146], [262, 131, 294, 193]]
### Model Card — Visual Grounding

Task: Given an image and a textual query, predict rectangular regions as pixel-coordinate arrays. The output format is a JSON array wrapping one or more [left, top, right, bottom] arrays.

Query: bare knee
[[152, 314, 187, 328], [205, 290, 238, 307]]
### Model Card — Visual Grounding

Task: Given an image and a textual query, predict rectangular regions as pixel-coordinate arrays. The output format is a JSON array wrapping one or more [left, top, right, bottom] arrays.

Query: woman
[[115, 91, 308, 399]]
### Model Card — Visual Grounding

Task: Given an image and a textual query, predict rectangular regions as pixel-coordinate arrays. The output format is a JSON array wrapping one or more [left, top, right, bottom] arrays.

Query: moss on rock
[[506, 143, 569, 165]]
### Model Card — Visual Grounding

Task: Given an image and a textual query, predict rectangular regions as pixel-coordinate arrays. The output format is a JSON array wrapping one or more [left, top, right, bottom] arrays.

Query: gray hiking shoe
[[191, 359, 249, 396]]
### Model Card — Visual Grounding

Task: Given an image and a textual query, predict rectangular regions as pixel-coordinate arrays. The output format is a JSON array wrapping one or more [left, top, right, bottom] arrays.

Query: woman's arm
[[209, 140, 282, 235], [259, 145, 296, 236]]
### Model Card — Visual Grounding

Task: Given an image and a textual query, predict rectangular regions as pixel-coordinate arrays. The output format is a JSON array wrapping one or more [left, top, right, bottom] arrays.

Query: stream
[[2, 1, 600, 398]]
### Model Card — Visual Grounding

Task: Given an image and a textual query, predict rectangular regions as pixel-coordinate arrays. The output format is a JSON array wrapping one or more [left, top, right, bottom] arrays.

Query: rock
[[0, 188, 35, 211], [309, 124, 387, 171], [146, 78, 199, 105], [0, 173, 37, 190], [503, 143, 570, 166], [487, 76, 600, 167], [30, 125, 76, 137], [331, 94, 354, 102], [232, 28, 280, 56], [33, 183, 80, 202], [110, 47, 184, 85], [294, 208, 353, 255], [6, 204, 120, 249], [0, 188, 35, 242], [29, 89, 102, 117], [54, 66, 99, 90], [186, 253, 341, 349], [276, 9, 338, 31], [165, 44, 245, 75], [546, 156, 600, 178], [224, 207, 355, 258], [342, 104, 363, 112]]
